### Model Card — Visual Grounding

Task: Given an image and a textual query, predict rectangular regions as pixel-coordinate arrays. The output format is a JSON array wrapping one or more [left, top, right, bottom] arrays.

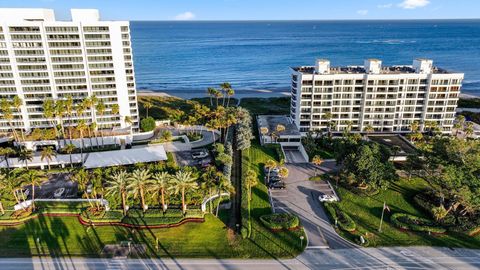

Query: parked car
[[267, 176, 281, 184], [264, 167, 280, 174], [269, 181, 286, 190], [192, 150, 209, 159], [54, 188, 65, 198], [318, 194, 338, 202]]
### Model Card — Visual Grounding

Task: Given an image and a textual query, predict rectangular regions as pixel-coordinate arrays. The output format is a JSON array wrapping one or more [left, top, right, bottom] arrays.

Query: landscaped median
[[390, 213, 446, 234]]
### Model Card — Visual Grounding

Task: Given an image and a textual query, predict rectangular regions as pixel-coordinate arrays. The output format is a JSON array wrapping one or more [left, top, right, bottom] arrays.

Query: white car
[[192, 151, 209, 159], [318, 194, 338, 202], [54, 188, 65, 198]]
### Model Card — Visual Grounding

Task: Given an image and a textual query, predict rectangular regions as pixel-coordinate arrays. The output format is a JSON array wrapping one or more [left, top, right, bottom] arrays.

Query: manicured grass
[[241, 143, 307, 255], [332, 178, 480, 248], [239, 97, 291, 115]]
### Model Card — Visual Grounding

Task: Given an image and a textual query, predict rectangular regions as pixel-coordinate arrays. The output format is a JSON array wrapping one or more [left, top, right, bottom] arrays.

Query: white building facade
[[0, 9, 139, 134], [290, 59, 463, 134]]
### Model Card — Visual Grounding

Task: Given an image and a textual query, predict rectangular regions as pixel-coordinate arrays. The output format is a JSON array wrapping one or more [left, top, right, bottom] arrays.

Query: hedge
[[390, 213, 446, 233], [260, 213, 300, 230], [324, 203, 356, 232]]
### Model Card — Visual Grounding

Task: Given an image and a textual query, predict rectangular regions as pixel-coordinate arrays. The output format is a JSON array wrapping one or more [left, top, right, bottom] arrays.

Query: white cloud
[[357, 10, 369, 16], [377, 3, 393, 8], [398, 0, 430, 9], [174, 11, 196, 21]]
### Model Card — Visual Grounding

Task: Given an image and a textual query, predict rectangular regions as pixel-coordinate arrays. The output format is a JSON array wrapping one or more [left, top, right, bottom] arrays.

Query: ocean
[[130, 20, 480, 98]]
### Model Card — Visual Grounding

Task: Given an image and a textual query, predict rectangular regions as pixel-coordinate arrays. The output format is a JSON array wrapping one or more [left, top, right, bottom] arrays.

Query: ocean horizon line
[[130, 18, 480, 23]]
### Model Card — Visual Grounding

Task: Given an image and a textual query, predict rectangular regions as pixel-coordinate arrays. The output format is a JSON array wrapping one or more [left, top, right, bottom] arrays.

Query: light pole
[[300, 235, 305, 248]]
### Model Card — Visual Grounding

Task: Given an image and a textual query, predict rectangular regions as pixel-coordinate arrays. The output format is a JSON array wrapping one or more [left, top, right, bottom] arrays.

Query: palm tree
[[453, 115, 466, 136], [169, 170, 198, 214], [128, 168, 151, 212], [244, 169, 257, 201], [55, 99, 66, 142], [143, 101, 153, 118], [40, 146, 56, 170], [17, 148, 33, 169], [275, 124, 286, 142], [111, 104, 120, 120], [213, 89, 223, 108], [72, 168, 94, 207], [226, 88, 235, 107], [90, 122, 99, 149], [64, 95, 74, 141], [42, 99, 58, 139], [77, 120, 88, 164], [105, 170, 130, 216], [0, 172, 7, 214], [465, 122, 474, 138], [63, 143, 76, 168], [0, 99, 19, 142], [20, 170, 47, 211], [391, 145, 401, 162], [364, 124, 374, 134], [201, 166, 218, 213], [264, 159, 277, 183], [0, 147, 15, 171], [278, 167, 289, 179], [312, 155, 323, 176], [207, 87, 216, 107], [124, 115, 133, 133], [95, 101, 106, 147], [12, 96, 25, 141], [215, 174, 234, 217], [220, 82, 232, 106], [148, 171, 170, 212]]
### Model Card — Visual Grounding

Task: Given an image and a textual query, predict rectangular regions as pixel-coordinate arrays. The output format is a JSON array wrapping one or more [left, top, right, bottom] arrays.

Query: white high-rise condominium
[[290, 58, 463, 134], [0, 8, 139, 135]]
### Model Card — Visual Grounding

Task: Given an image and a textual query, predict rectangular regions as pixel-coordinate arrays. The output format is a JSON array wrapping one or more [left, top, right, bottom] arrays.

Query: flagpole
[[378, 201, 385, 232]]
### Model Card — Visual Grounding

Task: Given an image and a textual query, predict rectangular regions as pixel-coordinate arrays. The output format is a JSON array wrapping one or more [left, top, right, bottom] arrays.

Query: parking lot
[[23, 173, 78, 199], [173, 149, 212, 167], [267, 162, 356, 249]]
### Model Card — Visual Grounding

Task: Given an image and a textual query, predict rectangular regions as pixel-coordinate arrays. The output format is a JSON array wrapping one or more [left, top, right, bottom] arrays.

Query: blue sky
[[0, 0, 478, 20]]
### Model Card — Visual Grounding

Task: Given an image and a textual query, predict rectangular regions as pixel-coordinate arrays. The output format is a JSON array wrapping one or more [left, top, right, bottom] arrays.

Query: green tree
[[95, 100, 106, 146], [62, 143, 76, 168], [169, 170, 198, 214], [128, 168, 151, 212], [140, 117, 156, 132], [105, 170, 130, 216], [12, 96, 25, 141], [244, 169, 257, 202], [201, 166, 218, 213], [20, 170, 47, 211], [40, 146, 56, 170], [77, 120, 88, 164], [0, 99, 19, 142], [312, 155, 323, 176], [0, 147, 15, 171], [264, 159, 277, 183], [215, 174, 233, 217], [143, 101, 153, 118], [17, 148, 33, 169], [148, 171, 170, 212]]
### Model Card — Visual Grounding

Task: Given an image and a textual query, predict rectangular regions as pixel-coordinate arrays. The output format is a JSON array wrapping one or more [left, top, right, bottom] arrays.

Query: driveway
[[270, 161, 356, 249]]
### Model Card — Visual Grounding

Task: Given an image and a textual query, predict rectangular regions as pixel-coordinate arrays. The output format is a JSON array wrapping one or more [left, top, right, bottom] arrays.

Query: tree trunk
[[31, 183, 35, 211], [122, 191, 127, 216], [12, 189, 20, 205], [140, 186, 146, 212], [0, 201, 4, 215], [69, 153, 73, 168], [215, 190, 222, 217], [87, 128, 93, 150], [182, 187, 186, 214], [47, 159, 51, 170], [161, 188, 166, 212], [80, 131, 84, 165]]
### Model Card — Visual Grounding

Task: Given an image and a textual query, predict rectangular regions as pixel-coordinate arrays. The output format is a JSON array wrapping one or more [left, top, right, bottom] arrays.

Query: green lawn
[[333, 178, 480, 248], [239, 97, 291, 115]]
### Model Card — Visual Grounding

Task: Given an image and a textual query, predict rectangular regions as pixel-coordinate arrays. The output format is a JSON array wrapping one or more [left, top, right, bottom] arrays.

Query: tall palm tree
[[226, 88, 235, 107], [95, 101, 106, 147], [12, 96, 25, 142], [0, 147, 15, 171], [0, 172, 7, 214], [42, 99, 58, 139], [77, 120, 88, 164], [465, 122, 474, 138], [17, 148, 33, 169], [453, 115, 466, 136], [64, 95, 74, 142], [201, 166, 218, 213], [148, 171, 170, 212], [264, 159, 277, 183], [105, 170, 130, 216], [244, 169, 257, 202], [207, 87, 216, 107], [72, 168, 94, 208], [364, 124, 374, 134], [124, 115, 133, 133], [213, 89, 222, 108], [40, 146, 56, 170], [312, 155, 323, 176], [20, 170, 47, 211], [169, 170, 198, 214], [90, 122, 99, 149], [220, 82, 232, 106], [0, 99, 19, 142], [128, 168, 151, 212], [55, 99, 66, 142], [143, 101, 153, 118], [63, 143, 76, 168]]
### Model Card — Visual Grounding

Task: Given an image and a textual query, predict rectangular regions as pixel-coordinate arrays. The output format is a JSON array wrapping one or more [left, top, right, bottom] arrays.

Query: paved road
[[273, 161, 355, 249], [1, 247, 480, 269]]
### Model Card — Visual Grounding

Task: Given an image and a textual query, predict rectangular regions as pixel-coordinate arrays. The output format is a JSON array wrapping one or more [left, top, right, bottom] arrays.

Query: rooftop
[[257, 115, 301, 137], [0, 8, 111, 23], [292, 65, 452, 75]]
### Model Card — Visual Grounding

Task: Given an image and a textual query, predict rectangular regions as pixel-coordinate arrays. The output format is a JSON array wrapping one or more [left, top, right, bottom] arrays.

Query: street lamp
[[300, 235, 305, 248]]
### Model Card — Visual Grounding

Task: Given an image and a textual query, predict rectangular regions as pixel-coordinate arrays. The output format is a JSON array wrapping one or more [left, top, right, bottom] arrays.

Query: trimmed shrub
[[390, 213, 446, 233], [260, 213, 300, 230], [324, 203, 356, 232], [140, 117, 156, 132]]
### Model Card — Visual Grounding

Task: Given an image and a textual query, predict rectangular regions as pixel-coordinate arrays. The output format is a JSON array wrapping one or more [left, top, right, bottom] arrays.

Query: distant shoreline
[[138, 90, 479, 100]]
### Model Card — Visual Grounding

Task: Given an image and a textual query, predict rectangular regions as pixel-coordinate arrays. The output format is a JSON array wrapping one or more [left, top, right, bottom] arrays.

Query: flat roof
[[367, 134, 417, 155], [292, 65, 455, 75], [257, 115, 301, 137], [83, 145, 167, 169]]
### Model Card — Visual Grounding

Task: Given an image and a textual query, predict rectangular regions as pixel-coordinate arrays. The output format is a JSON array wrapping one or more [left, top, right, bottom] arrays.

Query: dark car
[[269, 181, 286, 190], [267, 176, 282, 184]]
